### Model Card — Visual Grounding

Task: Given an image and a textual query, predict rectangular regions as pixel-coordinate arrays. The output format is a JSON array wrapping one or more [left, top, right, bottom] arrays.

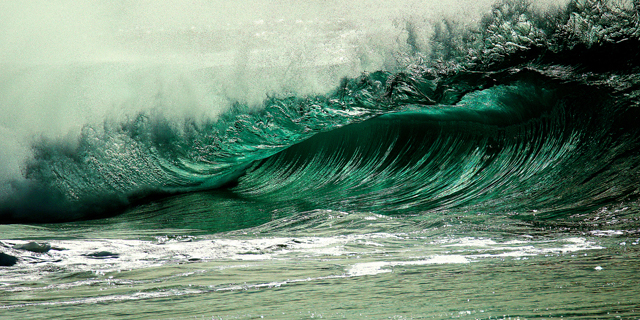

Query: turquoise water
[[2, 0, 640, 318]]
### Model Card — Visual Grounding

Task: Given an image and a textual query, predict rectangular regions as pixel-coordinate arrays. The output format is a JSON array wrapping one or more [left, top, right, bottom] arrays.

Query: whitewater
[[2, 0, 640, 318]]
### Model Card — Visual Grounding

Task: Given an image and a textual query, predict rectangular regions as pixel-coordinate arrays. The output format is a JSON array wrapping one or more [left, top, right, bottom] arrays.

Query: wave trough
[[1, 0, 640, 227]]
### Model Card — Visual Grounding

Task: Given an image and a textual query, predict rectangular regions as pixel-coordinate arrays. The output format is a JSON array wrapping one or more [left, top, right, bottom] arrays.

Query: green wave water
[[2, 0, 640, 319]]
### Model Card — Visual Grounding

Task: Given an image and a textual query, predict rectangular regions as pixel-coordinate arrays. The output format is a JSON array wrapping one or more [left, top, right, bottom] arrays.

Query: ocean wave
[[1, 0, 640, 225]]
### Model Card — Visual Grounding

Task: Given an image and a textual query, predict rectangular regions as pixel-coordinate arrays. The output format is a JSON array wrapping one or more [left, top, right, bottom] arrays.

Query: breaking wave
[[2, 0, 640, 225]]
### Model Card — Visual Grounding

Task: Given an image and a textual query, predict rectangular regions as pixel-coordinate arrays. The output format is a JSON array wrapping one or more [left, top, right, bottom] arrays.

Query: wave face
[[1, 0, 640, 225]]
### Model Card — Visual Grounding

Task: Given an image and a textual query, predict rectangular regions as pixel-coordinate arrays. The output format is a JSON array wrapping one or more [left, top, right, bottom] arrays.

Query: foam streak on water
[[0, 224, 620, 316]]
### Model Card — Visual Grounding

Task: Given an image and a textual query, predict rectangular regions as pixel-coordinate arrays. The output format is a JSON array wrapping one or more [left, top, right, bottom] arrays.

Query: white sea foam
[[0, 233, 605, 291], [348, 255, 470, 276]]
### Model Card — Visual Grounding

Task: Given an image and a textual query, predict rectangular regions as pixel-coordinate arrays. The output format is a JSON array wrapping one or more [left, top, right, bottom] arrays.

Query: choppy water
[[2, 0, 640, 318]]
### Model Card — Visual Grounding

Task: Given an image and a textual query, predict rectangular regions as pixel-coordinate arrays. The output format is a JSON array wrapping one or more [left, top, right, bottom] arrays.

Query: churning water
[[2, 0, 640, 318]]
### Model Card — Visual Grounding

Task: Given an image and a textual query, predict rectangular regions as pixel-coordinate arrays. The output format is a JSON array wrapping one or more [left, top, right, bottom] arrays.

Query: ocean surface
[[2, 0, 640, 318]]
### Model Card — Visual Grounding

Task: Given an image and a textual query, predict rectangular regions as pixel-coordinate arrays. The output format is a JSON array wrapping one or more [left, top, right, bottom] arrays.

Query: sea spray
[[0, 0, 509, 222]]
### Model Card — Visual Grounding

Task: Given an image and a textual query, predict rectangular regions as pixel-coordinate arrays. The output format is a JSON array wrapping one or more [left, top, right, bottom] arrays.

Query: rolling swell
[[2, 0, 640, 226]]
